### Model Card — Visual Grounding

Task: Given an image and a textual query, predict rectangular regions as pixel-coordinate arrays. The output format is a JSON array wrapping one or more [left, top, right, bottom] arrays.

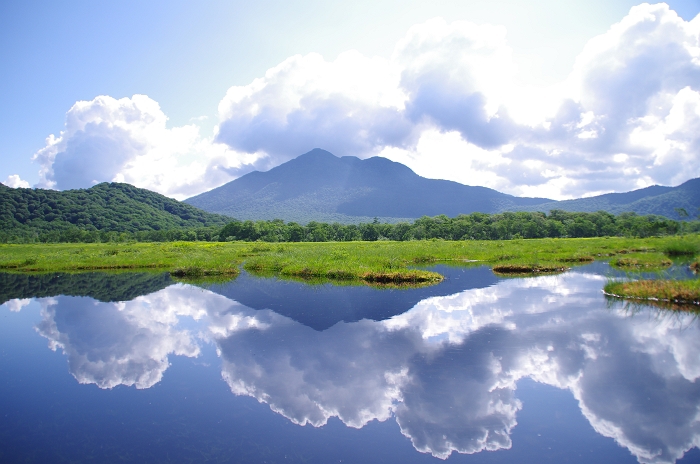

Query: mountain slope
[[186, 149, 700, 222], [514, 178, 700, 219], [0, 182, 230, 234], [185, 149, 551, 223]]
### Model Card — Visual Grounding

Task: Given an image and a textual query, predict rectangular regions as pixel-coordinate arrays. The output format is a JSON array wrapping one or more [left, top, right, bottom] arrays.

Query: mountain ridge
[[186, 148, 700, 223], [515, 178, 700, 218], [185, 149, 552, 223]]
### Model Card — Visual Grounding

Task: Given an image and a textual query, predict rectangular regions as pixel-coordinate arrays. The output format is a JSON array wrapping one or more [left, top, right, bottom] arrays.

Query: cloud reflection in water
[[21, 271, 700, 463]]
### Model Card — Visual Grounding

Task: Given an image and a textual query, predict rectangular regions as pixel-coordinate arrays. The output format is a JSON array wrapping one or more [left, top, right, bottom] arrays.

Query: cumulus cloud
[[2, 298, 32, 312], [32, 95, 263, 199], [2, 174, 30, 188], [521, 2, 700, 197], [30, 3, 700, 200], [215, 51, 412, 162], [213, 3, 700, 199]]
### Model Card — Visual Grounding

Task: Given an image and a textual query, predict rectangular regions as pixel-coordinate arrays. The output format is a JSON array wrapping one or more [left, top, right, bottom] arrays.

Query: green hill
[[0, 182, 230, 238]]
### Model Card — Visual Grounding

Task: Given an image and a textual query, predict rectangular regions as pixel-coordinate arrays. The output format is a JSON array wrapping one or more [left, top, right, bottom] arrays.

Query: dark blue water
[[1, 264, 699, 463]]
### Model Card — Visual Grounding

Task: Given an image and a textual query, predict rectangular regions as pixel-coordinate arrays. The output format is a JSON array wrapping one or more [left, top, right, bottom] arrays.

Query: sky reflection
[[5, 268, 699, 463]]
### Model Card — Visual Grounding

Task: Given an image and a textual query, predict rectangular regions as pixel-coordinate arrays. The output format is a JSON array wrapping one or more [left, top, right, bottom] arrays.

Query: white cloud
[[31, 3, 700, 200], [2, 298, 32, 312], [32, 95, 264, 200], [215, 51, 412, 164], [213, 3, 700, 199], [378, 129, 512, 193], [2, 174, 30, 188]]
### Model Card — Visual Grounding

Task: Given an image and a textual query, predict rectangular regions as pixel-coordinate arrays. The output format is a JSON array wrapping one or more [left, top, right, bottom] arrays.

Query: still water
[[1, 264, 699, 463]]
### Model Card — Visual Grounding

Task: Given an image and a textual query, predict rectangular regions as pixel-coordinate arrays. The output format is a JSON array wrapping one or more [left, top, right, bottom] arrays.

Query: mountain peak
[[297, 148, 337, 160], [185, 149, 549, 223], [184, 149, 700, 223]]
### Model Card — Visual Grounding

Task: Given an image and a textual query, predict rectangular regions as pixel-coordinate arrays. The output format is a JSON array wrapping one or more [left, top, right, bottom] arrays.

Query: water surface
[[1, 264, 699, 463]]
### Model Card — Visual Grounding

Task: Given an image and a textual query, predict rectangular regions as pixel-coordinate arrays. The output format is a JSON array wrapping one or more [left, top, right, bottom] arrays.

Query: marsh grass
[[611, 253, 673, 270], [662, 240, 699, 256], [559, 255, 595, 263], [604, 279, 700, 306], [2, 234, 699, 286], [491, 265, 569, 276], [0, 242, 242, 277], [170, 266, 238, 277]]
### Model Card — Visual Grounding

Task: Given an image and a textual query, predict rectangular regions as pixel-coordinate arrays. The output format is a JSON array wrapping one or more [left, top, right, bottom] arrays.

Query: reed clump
[[360, 270, 443, 284], [662, 240, 699, 256], [560, 255, 594, 263], [492, 264, 568, 275], [170, 266, 238, 277], [612, 256, 672, 269], [604, 279, 700, 307]]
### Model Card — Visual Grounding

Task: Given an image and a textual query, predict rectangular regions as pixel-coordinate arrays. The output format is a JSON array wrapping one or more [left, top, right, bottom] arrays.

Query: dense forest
[[216, 211, 700, 242], [3, 210, 698, 243], [0, 182, 229, 243]]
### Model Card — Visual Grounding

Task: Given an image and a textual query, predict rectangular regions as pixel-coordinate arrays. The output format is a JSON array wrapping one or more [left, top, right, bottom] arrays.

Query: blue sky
[[2, 0, 699, 199]]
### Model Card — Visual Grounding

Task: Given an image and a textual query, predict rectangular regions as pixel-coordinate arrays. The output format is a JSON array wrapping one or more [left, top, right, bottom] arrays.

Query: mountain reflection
[[0, 271, 173, 304], [13, 269, 700, 463]]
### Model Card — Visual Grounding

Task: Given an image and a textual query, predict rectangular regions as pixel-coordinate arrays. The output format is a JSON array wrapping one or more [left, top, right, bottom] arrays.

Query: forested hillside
[[0, 182, 229, 242]]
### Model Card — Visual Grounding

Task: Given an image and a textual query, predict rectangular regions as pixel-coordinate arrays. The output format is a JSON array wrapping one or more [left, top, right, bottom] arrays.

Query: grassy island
[[1, 235, 699, 287], [604, 279, 700, 308]]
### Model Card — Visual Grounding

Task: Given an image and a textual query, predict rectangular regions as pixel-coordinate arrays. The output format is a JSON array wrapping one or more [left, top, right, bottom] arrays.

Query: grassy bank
[[0, 242, 241, 277], [1, 235, 698, 285], [604, 279, 700, 307]]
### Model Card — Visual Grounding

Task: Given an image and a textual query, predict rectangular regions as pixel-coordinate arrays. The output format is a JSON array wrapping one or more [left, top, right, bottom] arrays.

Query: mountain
[[515, 178, 700, 220], [0, 182, 230, 234], [185, 149, 551, 223], [186, 149, 700, 222]]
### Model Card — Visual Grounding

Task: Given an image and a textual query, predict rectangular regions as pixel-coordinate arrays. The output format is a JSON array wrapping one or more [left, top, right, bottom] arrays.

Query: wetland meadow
[[1, 238, 700, 463], [2, 235, 698, 306]]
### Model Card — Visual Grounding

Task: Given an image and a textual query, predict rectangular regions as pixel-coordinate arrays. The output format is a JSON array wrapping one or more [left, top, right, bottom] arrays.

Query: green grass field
[[1, 235, 698, 286], [0, 241, 242, 277]]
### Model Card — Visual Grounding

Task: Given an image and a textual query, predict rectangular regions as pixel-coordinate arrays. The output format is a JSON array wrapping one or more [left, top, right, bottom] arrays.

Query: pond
[[1, 263, 699, 463]]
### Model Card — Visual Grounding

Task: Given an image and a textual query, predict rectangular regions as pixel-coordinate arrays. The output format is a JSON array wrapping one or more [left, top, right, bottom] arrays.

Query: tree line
[[3, 210, 699, 244]]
